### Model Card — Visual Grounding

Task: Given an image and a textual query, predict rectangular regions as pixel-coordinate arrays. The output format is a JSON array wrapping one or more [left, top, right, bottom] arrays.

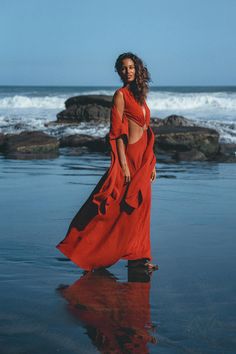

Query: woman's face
[[119, 58, 136, 84]]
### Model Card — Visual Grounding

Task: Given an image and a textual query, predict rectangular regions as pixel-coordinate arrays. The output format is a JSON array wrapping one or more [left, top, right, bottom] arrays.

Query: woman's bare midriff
[[127, 118, 148, 144], [119, 90, 148, 144]]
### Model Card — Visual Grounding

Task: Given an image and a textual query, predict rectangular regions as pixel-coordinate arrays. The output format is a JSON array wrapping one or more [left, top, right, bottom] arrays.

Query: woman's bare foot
[[127, 258, 158, 271], [145, 262, 158, 270], [143, 261, 159, 271]]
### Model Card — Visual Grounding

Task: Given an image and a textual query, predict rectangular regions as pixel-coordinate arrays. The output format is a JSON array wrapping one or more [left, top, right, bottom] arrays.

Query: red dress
[[56, 86, 156, 271]]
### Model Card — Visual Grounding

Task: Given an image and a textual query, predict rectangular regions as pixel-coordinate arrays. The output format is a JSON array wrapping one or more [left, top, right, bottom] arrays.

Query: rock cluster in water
[[0, 94, 236, 162]]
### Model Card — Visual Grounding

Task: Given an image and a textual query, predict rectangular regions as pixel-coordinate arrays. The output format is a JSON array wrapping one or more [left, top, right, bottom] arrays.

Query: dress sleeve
[[108, 103, 129, 141], [124, 125, 156, 209], [91, 102, 127, 215]]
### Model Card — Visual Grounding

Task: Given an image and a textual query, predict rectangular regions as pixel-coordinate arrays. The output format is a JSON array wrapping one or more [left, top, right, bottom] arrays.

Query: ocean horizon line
[[0, 84, 236, 88]]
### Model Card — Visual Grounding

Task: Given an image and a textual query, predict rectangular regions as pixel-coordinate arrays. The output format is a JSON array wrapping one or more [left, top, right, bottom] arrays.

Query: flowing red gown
[[56, 86, 156, 271]]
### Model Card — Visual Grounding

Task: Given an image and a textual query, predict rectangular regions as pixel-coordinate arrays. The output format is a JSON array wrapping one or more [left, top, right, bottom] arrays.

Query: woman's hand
[[150, 167, 156, 182], [122, 163, 131, 184]]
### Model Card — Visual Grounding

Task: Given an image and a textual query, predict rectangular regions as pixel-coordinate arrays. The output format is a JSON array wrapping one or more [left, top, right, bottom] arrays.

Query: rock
[[60, 134, 108, 153], [0, 133, 5, 150], [44, 121, 66, 127], [2, 131, 60, 157], [150, 117, 163, 126], [174, 149, 208, 161], [163, 114, 196, 126], [211, 143, 236, 162], [151, 114, 196, 127], [57, 95, 113, 124], [149, 114, 223, 161], [162, 114, 196, 127], [60, 134, 96, 147], [212, 154, 236, 163], [219, 143, 236, 155], [65, 95, 112, 109], [152, 126, 220, 158]]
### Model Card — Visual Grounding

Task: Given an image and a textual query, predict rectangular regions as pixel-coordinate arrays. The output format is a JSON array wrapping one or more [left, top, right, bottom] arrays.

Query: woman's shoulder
[[112, 87, 126, 102], [111, 87, 126, 107], [114, 86, 126, 95], [114, 86, 130, 101]]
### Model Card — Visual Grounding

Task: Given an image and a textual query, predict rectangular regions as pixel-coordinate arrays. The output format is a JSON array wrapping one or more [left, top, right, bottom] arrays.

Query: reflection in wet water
[[57, 269, 157, 353]]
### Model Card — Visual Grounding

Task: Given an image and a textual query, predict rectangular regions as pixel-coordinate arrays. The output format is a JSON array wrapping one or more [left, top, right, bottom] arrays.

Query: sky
[[0, 0, 235, 86]]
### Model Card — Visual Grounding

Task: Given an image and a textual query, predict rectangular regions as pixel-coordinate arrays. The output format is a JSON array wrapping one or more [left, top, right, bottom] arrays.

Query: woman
[[56, 52, 158, 271]]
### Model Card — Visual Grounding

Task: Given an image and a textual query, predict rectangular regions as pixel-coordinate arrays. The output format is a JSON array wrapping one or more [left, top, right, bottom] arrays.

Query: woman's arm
[[112, 90, 131, 183]]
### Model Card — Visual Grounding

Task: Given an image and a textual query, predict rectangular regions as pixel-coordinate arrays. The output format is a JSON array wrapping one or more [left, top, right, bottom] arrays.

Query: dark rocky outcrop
[[1, 131, 59, 159], [174, 149, 208, 161], [0, 133, 5, 150], [218, 143, 236, 155], [60, 134, 108, 153], [152, 114, 196, 127], [212, 143, 236, 162], [57, 95, 113, 124], [152, 125, 220, 160]]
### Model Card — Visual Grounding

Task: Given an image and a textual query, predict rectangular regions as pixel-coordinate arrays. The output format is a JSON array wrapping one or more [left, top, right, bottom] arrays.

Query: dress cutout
[[56, 86, 157, 271]]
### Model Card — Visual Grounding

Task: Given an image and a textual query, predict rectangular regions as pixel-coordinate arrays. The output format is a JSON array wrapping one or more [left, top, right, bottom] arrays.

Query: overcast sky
[[0, 0, 235, 86]]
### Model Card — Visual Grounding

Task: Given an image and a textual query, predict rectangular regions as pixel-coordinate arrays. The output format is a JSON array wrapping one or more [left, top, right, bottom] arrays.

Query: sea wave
[[0, 88, 236, 144], [147, 91, 236, 111], [0, 91, 236, 112], [0, 95, 65, 109]]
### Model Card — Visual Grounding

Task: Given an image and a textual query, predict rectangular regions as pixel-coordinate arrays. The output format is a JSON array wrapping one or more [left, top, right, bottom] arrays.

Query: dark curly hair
[[114, 52, 152, 105]]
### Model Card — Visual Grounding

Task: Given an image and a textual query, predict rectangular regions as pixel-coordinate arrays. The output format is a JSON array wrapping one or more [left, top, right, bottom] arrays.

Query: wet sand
[[0, 151, 236, 353]]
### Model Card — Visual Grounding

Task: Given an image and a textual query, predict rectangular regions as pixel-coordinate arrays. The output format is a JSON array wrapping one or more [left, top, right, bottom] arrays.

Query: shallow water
[[0, 152, 236, 353]]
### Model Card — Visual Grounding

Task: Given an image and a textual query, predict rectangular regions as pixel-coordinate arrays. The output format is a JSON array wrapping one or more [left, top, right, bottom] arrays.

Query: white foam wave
[[0, 95, 65, 109], [63, 123, 109, 138], [147, 91, 236, 111], [1, 91, 236, 113], [193, 119, 236, 144]]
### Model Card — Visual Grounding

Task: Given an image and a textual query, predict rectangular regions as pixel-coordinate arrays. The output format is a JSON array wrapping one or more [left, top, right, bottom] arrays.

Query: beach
[[2, 0, 236, 350], [0, 150, 236, 353]]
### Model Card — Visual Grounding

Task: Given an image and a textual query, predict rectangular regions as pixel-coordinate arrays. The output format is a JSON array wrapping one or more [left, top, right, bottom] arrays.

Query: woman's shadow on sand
[[56, 268, 158, 353]]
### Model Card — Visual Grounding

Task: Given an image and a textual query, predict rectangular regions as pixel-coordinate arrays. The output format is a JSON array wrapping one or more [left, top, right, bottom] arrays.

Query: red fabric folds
[[55, 86, 157, 271], [92, 96, 156, 214], [92, 104, 129, 215]]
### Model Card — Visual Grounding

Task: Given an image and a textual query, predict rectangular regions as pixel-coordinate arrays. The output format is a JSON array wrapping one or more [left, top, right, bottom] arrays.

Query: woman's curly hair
[[114, 52, 152, 105]]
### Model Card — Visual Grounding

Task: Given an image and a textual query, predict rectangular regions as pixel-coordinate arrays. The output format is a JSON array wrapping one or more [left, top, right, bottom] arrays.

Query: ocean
[[0, 85, 236, 143]]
